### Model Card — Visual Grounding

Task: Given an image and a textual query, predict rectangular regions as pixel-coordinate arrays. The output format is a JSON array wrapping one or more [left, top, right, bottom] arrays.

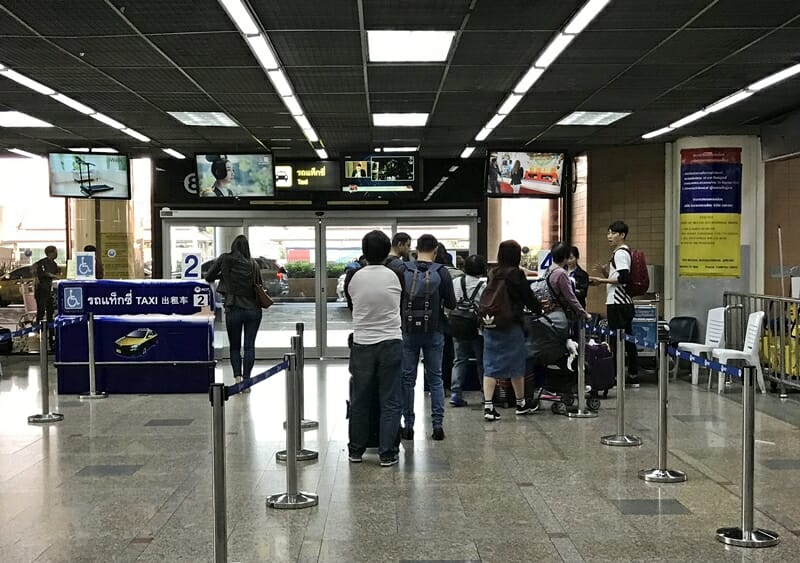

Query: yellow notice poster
[[100, 232, 130, 279], [679, 213, 741, 277]]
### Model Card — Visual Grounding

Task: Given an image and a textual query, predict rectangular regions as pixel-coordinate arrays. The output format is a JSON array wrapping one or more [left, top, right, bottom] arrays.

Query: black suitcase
[[586, 342, 615, 393], [0, 328, 12, 354]]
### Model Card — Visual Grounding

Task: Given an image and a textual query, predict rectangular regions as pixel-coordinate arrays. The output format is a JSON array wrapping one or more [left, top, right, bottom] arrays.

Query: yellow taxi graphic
[[114, 328, 158, 357]]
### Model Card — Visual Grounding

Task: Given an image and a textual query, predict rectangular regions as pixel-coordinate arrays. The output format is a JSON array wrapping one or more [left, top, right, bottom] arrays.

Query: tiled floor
[[1, 355, 800, 562]]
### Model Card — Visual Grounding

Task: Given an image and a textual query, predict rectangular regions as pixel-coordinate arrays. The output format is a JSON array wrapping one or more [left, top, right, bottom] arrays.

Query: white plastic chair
[[676, 307, 725, 385], [712, 311, 766, 394]]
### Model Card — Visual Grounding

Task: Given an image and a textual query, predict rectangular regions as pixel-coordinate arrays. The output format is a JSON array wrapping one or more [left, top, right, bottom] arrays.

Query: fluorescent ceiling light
[[460, 147, 475, 159], [51, 93, 94, 115], [557, 111, 631, 126], [302, 128, 319, 142], [535, 33, 575, 69], [669, 110, 708, 129], [372, 113, 429, 127], [246, 34, 279, 70], [705, 90, 753, 113], [486, 114, 506, 130], [315, 148, 328, 159], [374, 148, 382, 152], [747, 63, 800, 91], [293, 114, 312, 130], [69, 147, 118, 153], [162, 148, 186, 159], [121, 128, 151, 142], [267, 69, 293, 97], [218, 0, 260, 36], [641, 126, 673, 139], [8, 148, 39, 158], [167, 111, 238, 127], [514, 66, 546, 94], [474, 128, 491, 141], [497, 94, 524, 115], [367, 30, 455, 62], [564, 0, 612, 35], [91, 112, 125, 129], [380, 146, 417, 153], [0, 111, 53, 127], [449, 165, 459, 172], [0, 69, 54, 95], [282, 95, 303, 116]]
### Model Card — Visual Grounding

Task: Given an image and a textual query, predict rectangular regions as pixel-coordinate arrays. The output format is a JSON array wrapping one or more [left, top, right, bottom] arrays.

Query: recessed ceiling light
[[8, 148, 39, 158], [460, 147, 475, 159], [267, 69, 293, 97], [498, 94, 524, 115], [167, 111, 238, 127], [315, 148, 328, 159], [121, 128, 151, 142], [219, 0, 260, 36], [303, 128, 319, 142], [69, 147, 118, 153], [162, 148, 186, 159], [641, 127, 673, 139], [474, 128, 491, 141], [91, 112, 126, 129], [294, 114, 312, 130], [564, 0, 612, 35], [514, 66, 546, 94], [373, 113, 429, 127], [379, 146, 418, 153], [0, 111, 53, 127], [51, 93, 94, 115], [748, 62, 800, 91], [669, 110, 707, 129], [535, 33, 575, 69], [246, 34, 279, 70], [0, 69, 54, 95], [367, 31, 455, 62], [449, 165, 459, 172], [282, 95, 303, 116], [705, 90, 753, 113], [557, 111, 631, 126], [486, 114, 506, 130]]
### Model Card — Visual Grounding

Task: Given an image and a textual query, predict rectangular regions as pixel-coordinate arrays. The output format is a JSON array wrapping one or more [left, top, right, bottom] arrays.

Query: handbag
[[252, 261, 274, 309]]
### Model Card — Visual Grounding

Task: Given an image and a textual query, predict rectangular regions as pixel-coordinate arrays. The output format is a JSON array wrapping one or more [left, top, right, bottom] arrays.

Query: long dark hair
[[230, 234, 252, 260], [497, 240, 521, 268]]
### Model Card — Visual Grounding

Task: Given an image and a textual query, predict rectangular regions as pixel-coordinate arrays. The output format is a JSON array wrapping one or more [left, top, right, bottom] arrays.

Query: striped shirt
[[605, 246, 633, 306]]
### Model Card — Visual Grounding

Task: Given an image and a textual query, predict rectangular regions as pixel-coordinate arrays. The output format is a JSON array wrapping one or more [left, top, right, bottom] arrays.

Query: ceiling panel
[[559, 30, 675, 65], [443, 66, 519, 94], [467, 0, 584, 31], [688, 2, 800, 28], [453, 31, 551, 66], [724, 28, 800, 64], [187, 68, 273, 94], [591, 0, 714, 30], [51, 37, 173, 68], [643, 29, 770, 65], [150, 33, 256, 68], [109, 0, 236, 34], [101, 68, 200, 93], [369, 93, 436, 113], [288, 67, 365, 94], [0, 37, 84, 68], [271, 31, 362, 66], [301, 94, 368, 115], [4, 0, 132, 36], [252, 1, 359, 30], [368, 65, 444, 93], [2, 67, 126, 93], [142, 92, 221, 112], [364, 0, 471, 29]]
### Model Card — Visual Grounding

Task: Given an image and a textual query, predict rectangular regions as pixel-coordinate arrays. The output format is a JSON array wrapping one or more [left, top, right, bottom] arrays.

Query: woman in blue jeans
[[205, 235, 263, 387]]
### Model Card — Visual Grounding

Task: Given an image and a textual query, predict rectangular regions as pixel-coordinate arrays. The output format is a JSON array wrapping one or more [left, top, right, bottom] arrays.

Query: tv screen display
[[195, 154, 274, 197], [48, 153, 130, 199], [342, 154, 415, 192], [274, 160, 340, 191], [487, 151, 565, 197]]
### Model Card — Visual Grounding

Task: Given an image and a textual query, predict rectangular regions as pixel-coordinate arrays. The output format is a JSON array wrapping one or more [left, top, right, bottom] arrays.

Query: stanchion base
[[276, 449, 319, 462], [601, 434, 642, 447], [301, 419, 319, 429], [567, 408, 598, 418], [79, 392, 108, 400], [28, 413, 64, 424], [266, 491, 318, 510], [638, 468, 687, 483], [715, 527, 779, 548]]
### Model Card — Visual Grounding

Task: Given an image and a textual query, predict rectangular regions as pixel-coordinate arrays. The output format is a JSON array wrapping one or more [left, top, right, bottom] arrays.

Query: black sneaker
[[400, 427, 414, 440], [432, 427, 445, 440], [515, 399, 539, 415], [484, 407, 501, 421], [626, 376, 641, 388], [348, 454, 362, 463], [379, 454, 399, 467], [449, 396, 468, 407]]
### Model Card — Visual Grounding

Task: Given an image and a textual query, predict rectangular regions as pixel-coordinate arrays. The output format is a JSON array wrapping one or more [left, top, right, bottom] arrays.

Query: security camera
[[315, 211, 324, 217]]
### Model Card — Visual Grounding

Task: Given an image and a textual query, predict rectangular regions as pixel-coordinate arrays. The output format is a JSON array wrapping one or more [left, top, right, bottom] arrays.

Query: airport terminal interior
[[1, 0, 800, 562]]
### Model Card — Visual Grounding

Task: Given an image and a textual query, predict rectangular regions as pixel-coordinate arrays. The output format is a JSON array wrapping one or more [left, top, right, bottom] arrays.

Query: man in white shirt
[[449, 254, 487, 406]]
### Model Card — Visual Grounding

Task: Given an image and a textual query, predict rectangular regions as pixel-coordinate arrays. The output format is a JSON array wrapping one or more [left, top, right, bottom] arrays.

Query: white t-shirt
[[346, 265, 403, 345], [452, 274, 486, 304], [606, 245, 633, 306]]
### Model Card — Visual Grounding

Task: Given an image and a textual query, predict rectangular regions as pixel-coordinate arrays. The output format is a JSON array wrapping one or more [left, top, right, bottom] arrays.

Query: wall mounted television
[[274, 159, 340, 191], [341, 154, 416, 193], [48, 153, 131, 199], [487, 151, 565, 197], [195, 153, 274, 197]]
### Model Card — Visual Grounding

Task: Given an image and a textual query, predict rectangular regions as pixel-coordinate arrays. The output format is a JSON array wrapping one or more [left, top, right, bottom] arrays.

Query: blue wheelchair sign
[[64, 287, 84, 311], [76, 252, 96, 279]]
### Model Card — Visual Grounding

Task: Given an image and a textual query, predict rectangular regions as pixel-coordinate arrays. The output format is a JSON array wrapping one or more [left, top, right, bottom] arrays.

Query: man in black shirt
[[35, 245, 59, 348]]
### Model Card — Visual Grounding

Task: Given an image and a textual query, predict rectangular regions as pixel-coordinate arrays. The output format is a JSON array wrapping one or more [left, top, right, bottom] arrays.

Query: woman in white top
[[449, 254, 487, 406]]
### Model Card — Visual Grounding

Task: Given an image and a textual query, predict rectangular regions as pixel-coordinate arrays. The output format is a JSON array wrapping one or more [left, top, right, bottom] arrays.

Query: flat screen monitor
[[274, 160, 340, 191], [48, 153, 131, 199], [342, 154, 416, 192], [487, 151, 565, 197], [195, 153, 274, 197]]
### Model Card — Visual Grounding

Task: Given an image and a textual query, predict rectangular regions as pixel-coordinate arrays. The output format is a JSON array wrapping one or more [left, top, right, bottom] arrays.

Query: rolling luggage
[[586, 341, 615, 394]]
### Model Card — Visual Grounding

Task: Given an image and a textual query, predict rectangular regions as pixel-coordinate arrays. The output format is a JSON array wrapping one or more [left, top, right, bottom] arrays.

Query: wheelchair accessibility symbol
[[64, 288, 83, 311]]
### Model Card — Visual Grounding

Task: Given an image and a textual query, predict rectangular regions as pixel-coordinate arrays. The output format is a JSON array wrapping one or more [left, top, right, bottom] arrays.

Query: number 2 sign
[[182, 253, 201, 279]]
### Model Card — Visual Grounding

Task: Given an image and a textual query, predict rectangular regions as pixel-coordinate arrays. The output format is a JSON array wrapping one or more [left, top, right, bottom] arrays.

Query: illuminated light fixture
[[282, 95, 303, 116], [747, 62, 800, 91], [641, 126, 673, 139], [293, 114, 312, 130], [379, 146, 417, 153], [474, 128, 492, 141], [367, 30, 455, 62], [372, 113, 429, 127], [564, 0, 612, 35], [69, 147, 118, 153], [498, 94, 523, 115], [218, 0, 260, 36], [0, 111, 53, 127], [167, 111, 238, 127], [51, 93, 94, 115], [246, 34, 279, 70], [705, 90, 753, 113], [267, 69, 293, 97], [162, 148, 186, 159], [535, 33, 575, 69], [460, 147, 475, 158], [302, 128, 319, 142], [374, 148, 382, 152], [121, 128, 151, 142], [449, 165, 459, 172], [90, 112, 125, 129], [8, 148, 39, 158], [315, 148, 328, 159], [0, 69, 54, 95], [557, 111, 631, 126], [486, 114, 506, 130], [669, 110, 708, 129], [514, 66, 546, 94]]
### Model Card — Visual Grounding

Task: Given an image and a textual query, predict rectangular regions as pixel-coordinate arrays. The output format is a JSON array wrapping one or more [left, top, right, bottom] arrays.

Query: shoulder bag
[[252, 261, 274, 310]]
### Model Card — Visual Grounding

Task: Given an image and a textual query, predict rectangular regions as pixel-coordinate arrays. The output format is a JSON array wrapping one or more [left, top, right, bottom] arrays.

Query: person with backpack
[[204, 235, 263, 389], [589, 220, 640, 387], [480, 240, 542, 420], [400, 234, 457, 441], [435, 243, 463, 395], [448, 254, 487, 407], [384, 232, 411, 275]]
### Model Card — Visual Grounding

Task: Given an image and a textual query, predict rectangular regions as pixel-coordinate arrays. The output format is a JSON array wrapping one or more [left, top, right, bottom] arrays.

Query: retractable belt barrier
[[0, 315, 84, 343]]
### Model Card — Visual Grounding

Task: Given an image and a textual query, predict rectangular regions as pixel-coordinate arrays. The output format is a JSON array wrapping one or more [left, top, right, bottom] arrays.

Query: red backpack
[[614, 247, 649, 297]]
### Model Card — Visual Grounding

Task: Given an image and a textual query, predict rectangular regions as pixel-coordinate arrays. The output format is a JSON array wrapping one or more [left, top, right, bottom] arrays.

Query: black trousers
[[35, 287, 55, 347], [606, 303, 638, 376]]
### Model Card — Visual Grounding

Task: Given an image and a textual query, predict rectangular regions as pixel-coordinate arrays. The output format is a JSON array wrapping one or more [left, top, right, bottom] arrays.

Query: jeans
[[225, 306, 262, 378], [402, 331, 445, 429], [452, 336, 483, 398], [607, 303, 638, 376], [35, 287, 55, 347], [348, 339, 402, 458]]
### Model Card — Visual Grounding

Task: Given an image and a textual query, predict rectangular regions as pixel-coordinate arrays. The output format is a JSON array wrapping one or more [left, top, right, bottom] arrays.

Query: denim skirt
[[483, 323, 526, 379]]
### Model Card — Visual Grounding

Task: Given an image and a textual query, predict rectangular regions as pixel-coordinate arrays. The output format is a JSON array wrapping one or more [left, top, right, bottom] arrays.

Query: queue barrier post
[[28, 321, 64, 424], [567, 322, 598, 418], [79, 313, 107, 400], [267, 351, 319, 510], [209, 383, 228, 563], [716, 365, 779, 548], [639, 322, 686, 483], [283, 323, 318, 429], [601, 329, 641, 446], [277, 335, 318, 462]]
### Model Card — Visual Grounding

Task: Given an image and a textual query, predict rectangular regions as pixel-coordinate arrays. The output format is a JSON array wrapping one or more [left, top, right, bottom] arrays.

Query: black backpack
[[479, 267, 515, 330], [447, 276, 484, 340], [403, 262, 443, 333]]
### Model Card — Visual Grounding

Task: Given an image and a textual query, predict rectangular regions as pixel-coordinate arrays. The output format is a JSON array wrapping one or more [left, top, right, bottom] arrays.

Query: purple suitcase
[[586, 342, 615, 392]]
